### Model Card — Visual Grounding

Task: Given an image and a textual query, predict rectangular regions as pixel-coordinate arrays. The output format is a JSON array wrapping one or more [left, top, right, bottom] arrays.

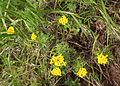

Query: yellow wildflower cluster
[[59, 16, 68, 25], [7, 26, 15, 34], [31, 33, 37, 41], [77, 68, 87, 78], [50, 54, 66, 67], [97, 53, 108, 65], [50, 67, 62, 76], [50, 54, 66, 76]]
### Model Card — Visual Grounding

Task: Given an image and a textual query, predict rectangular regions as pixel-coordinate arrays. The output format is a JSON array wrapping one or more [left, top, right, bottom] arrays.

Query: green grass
[[0, 0, 120, 86]]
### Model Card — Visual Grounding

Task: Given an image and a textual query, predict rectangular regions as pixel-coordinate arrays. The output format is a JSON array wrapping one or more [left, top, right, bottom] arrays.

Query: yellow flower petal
[[31, 33, 37, 41], [59, 16, 68, 25], [51, 67, 62, 76], [7, 26, 15, 34], [50, 54, 66, 67], [97, 53, 108, 65], [77, 68, 87, 78]]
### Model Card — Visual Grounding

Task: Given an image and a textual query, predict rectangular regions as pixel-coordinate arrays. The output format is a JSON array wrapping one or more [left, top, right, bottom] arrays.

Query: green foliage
[[0, 0, 120, 86], [51, 42, 74, 58]]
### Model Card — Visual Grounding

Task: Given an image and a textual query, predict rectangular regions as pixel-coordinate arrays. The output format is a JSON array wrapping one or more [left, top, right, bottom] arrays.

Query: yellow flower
[[77, 68, 87, 78], [31, 33, 37, 41], [59, 16, 68, 25], [7, 26, 15, 34], [50, 54, 66, 67], [97, 53, 108, 65], [51, 67, 62, 76]]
